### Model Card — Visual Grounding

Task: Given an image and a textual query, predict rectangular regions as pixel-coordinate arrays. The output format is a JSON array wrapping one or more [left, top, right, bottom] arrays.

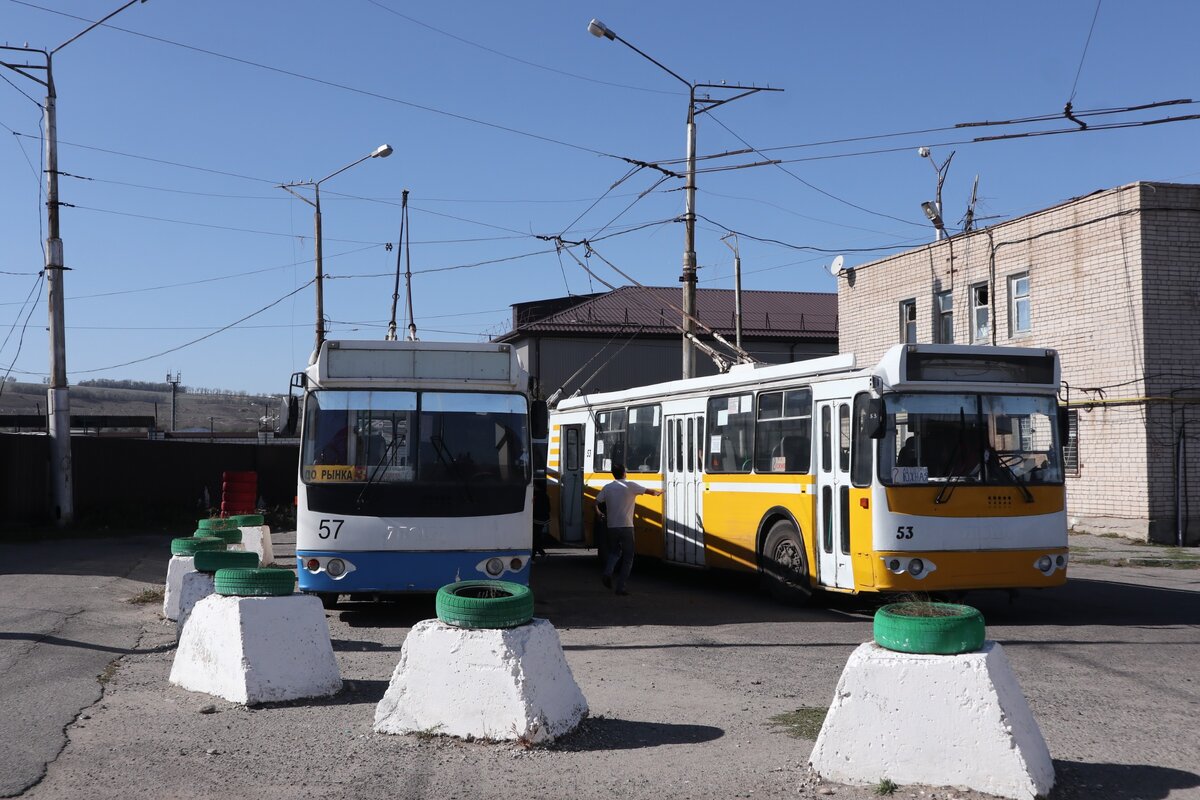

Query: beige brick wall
[[837, 182, 1200, 542]]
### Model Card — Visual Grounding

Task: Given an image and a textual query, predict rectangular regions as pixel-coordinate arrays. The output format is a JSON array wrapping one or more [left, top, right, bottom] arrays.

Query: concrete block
[[176, 570, 216, 638], [238, 524, 275, 566], [374, 618, 588, 743], [170, 594, 342, 704], [162, 555, 195, 621], [810, 641, 1053, 800]]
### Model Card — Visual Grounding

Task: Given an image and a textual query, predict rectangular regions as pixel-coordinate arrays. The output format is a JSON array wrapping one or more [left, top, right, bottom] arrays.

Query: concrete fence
[[0, 433, 299, 526]]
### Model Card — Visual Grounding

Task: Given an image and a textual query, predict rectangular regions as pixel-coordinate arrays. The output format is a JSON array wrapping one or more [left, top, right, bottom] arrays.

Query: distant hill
[[0, 379, 283, 433]]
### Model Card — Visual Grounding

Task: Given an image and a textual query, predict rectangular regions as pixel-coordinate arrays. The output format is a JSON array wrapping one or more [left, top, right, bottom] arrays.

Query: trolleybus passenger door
[[816, 400, 855, 589], [559, 424, 585, 544], [664, 413, 705, 566]]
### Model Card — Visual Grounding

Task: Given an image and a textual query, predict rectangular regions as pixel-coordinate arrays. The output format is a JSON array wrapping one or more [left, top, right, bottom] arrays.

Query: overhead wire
[[0, 270, 45, 395], [1068, 0, 1103, 104], [12, 0, 618, 159]]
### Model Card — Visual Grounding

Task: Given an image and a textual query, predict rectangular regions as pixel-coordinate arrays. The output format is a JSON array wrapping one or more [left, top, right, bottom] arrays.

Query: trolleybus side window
[[820, 406, 832, 473], [593, 409, 626, 472], [706, 393, 753, 473], [838, 405, 851, 472], [626, 404, 662, 472], [754, 388, 812, 473], [564, 427, 580, 472]]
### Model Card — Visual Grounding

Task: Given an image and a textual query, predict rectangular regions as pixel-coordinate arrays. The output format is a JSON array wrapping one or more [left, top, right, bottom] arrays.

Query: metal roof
[[498, 285, 837, 341]]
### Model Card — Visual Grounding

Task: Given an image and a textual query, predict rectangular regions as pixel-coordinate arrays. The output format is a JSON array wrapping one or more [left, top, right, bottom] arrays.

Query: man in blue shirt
[[595, 463, 662, 596]]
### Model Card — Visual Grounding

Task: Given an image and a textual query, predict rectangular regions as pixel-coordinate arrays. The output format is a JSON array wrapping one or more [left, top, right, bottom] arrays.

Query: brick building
[[837, 181, 1199, 544]]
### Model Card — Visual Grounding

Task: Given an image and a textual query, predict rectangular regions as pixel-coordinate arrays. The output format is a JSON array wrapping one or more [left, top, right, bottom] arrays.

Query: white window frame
[[1009, 272, 1031, 336], [899, 299, 917, 343], [970, 283, 990, 343]]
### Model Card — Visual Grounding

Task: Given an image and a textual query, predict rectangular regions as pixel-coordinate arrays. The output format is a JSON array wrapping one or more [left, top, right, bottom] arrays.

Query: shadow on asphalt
[[547, 716, 724, 751], [1051, 760, 1200, 799], [961, 577, 1200, 628], [0, 534, 169, 583], [0, 631, 176, 656]]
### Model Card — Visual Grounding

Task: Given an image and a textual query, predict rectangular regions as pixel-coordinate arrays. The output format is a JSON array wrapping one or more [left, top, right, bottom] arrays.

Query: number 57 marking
[[319, 519, 344, 539]]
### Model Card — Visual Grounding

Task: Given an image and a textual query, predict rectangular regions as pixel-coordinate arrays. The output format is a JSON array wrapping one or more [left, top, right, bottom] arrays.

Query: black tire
[[874, 602, 985, 655], [171, 536, 225, 556], [435, 580, 534, 629], [193, 550, 259, 573], [317, 592, 339, 610], [214, 567, 295, 597], [760, 519, 812, 604]]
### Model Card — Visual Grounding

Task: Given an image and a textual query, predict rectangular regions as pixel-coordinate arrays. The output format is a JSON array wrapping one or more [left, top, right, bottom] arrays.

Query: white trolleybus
[[284, 340, 546, 605], [547, 343, 1068, 602]]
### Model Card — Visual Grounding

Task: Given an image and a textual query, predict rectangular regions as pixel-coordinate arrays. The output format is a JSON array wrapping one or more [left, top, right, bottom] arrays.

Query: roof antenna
[[386, 190, 418, 341]]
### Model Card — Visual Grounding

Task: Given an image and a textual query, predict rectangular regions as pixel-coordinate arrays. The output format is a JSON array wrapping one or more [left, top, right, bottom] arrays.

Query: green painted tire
[[193, 550, 259, 573], [193, 527, 243, 544], [873, 602, 985, 655], [198, 518, 236, 531], [435, 580, 534, 629], [170, 536, 225, 556], [214, 567, 295, 597], [231, 514, 265, 527]]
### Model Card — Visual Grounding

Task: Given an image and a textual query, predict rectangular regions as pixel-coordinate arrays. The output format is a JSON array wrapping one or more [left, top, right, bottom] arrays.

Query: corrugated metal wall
[[0, 433, 298, 525]]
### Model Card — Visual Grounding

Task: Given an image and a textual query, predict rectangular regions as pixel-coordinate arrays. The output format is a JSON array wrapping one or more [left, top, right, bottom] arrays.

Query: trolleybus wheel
[[761, 520, 812, 604]]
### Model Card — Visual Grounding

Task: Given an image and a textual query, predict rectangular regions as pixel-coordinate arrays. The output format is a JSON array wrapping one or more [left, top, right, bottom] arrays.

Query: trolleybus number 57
[[319, 519, 345, 539]]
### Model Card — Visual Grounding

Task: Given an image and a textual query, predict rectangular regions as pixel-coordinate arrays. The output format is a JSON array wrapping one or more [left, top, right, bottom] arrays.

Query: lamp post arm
[[53, 0, 147, 54], [317, 152, 374, 186], [610, 32, 691, 89], [278, 182, 317, 209]]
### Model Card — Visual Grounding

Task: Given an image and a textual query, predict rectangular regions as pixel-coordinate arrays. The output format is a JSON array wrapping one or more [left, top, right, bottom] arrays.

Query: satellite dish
[[826, 255, 845, 277]]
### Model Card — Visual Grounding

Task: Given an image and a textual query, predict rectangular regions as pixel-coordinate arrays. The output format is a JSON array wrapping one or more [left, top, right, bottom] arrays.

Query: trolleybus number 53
[[319, 519, 345, 539], [896, 526, 915, 540]]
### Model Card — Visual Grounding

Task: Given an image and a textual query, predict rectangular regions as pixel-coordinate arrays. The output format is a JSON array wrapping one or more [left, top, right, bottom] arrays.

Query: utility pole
[[166, 371, 181, 432], [720, 233, 744, 351], [587, 19, 780, 378], [1, 0, 150, 526]]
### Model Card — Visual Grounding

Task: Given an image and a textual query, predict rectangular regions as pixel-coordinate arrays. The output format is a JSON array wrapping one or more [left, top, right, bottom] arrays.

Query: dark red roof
[[499, 286, 836, 341]]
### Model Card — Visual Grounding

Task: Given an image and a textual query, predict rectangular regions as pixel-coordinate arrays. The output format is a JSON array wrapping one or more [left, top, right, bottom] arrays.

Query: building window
[[936, 291, 953, 343], [970, 283, 990, 343], [1063, 409, 1079, 476], [899, 299, 917, 343], [1009, 272, 1031, 335]]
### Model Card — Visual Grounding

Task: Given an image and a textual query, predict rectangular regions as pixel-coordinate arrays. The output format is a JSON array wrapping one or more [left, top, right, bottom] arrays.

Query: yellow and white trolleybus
[[547, 344, 1068, 601]]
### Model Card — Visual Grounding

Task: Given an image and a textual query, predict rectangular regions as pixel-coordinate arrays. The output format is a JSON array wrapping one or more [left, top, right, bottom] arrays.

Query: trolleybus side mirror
[[866, 397, 886, 438], [532, 400, 549, 440], [276, 395, 299, 436], [1057, 405, 1070, 446]]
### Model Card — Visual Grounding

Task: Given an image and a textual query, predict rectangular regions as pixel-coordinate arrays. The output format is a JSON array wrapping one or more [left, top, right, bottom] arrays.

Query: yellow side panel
[[701, 475, 816, 574], [849, 487, 875, 589]]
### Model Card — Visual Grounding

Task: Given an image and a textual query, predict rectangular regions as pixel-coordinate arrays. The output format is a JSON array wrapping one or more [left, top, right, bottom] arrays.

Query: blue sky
[[2, 1, 1198, 395]]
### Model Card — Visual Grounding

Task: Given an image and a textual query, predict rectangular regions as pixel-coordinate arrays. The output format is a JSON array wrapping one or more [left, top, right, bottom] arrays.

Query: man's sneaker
[[601, 575, 612, 589]]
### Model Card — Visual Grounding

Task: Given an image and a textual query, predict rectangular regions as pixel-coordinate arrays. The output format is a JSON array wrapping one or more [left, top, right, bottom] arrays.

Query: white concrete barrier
[[374, 618, 587, 743], [176, 571, 216, 638], [170, 594, 342, 704], [809, 641, 1054, 800], [238, 524, 274, 566], [162, 555, 195, 621]]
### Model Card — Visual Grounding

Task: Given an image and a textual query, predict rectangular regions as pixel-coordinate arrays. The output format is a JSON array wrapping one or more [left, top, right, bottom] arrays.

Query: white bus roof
[[306, 339, 527, 391], [554, 344, 1060, 411]]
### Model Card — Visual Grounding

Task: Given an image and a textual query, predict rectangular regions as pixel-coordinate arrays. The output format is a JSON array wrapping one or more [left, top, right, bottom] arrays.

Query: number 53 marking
[[896, 525, 914, 540]]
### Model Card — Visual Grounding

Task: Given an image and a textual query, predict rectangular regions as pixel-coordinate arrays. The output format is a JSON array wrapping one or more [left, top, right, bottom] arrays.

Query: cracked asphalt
[[2, 531, 1198, 800]]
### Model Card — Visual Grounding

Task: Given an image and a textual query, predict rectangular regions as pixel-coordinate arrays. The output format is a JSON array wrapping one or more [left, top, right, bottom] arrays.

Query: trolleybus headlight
[[1056, 555, 1066, 568], [1036, 555, 1053, 573], [907, 558, 925, 577], [326, 558, 346, 578], [510, 557, 523, 571], [485, 557, 505, 576], [306, 558, 321, 572], [888, 558, 902, 572]]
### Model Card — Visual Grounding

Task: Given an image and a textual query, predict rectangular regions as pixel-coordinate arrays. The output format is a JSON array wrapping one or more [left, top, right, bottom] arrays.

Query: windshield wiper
[[431, 433, 473, 502], [356, 435, 400, 508], [934, 409, 971, 505], [985, 445, 1035, 503]]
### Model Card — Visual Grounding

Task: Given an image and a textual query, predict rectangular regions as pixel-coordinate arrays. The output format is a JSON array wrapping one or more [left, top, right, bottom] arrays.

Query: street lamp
[[917, 146, 954, 241], [280, 144, 394, 357], [588, 18, 779, 379], [1, 0, 150, 526]]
